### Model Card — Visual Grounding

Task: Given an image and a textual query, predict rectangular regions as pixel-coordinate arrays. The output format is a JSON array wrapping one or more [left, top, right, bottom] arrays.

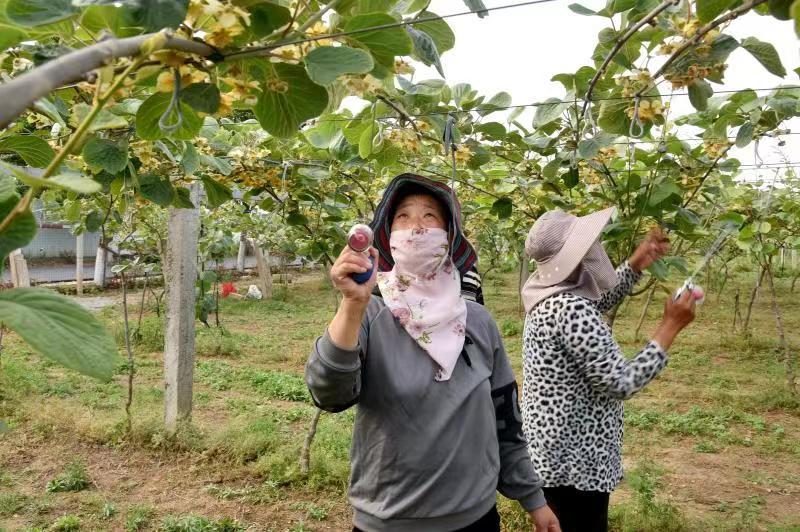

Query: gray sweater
[[306, 296, 545, 531]]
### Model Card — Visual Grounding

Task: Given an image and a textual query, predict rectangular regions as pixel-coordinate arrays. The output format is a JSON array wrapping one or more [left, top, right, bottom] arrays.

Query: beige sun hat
[[525, 207, 616, 285]]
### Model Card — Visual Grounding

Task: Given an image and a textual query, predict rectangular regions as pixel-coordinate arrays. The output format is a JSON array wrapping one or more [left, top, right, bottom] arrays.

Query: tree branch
[[376, 95, 421, 137], [0, 32, 215, 129], [582, 0, 679, 115], [638, 0, 769, 98]]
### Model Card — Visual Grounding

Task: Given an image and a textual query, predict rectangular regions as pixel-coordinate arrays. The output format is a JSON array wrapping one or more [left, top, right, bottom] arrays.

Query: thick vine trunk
[[252, 241, 273, 300], [766, 266, 796, 394], [634, 283, 658, 340], [742, 266, 766, 335], [300, 408, 323, 475], [121, 273, 135, 434]]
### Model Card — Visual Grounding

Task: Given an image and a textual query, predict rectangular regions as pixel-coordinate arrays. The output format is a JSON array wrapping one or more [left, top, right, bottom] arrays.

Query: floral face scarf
[[377, 228, 468, 381]]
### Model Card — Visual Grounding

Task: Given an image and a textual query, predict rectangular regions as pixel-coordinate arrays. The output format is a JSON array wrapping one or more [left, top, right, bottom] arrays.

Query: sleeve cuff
[[648, 339, 668, 356], [317, 329, 361, 372], [622, 260, 643, 282], [519, 488, 547, 512]]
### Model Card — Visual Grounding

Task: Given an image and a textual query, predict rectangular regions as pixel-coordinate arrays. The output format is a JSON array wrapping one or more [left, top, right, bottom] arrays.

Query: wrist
[[653, 321, 680, 349], [628, 257, 644, 273], [341, 295, 370, 313]]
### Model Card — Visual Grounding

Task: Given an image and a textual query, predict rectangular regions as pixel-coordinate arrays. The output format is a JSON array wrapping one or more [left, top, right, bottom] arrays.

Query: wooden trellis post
[[163, 183, 201, 434]]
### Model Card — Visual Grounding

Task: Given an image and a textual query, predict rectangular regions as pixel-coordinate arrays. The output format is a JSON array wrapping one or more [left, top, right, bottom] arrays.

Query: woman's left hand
[[529, 505, 561, 532], [629, 227, 670, 273]]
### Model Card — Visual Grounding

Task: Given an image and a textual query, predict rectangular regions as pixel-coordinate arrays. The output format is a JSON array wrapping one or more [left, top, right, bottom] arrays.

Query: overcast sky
[[389, 0, 800, 183]]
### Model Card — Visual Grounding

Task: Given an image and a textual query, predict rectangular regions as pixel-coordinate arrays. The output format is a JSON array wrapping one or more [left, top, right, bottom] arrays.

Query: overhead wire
[[309, 85, 800, 125], [223, 0, 560, 60]]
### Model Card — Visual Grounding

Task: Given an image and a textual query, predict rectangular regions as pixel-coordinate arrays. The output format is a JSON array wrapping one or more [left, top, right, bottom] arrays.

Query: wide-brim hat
[[525, 207, 616, 285]]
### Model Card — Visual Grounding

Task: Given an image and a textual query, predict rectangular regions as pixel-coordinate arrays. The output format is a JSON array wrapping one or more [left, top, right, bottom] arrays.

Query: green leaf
[[70, 103, 128, 132], [135, 92, 203, 141], [735, 122, 754, 148], [414, 11, 455, 53], [597, 97, 631, 136], [0, 23, 28, 49], [606, 0, 637, 14], [708, 34, 740, 62], [304, 46, 374, 86], [0, 135, 54, 168], [688, 79, 714, 111], [180, 83, 221, 114], [172, 186, 195, 208], [406, 26, 444, 77], [0, 173, 15, 202], [562, 166, 579, 189], [138, 172, 175, 206], [5, 0, 76, 26], [769, 0, 793, 19], [0, 195, 36, 260], [0, 162, 101, 194], [475, 122, 506, 139], [82, 137, 128, 174], [254, 63, 329, 138], [462, 0, 488, 17], [568, 3, 597, 15], [578, 138, 601, 159], [124, 0, 189, 32], [0, 288, 119, 380], [201, 175, 232, 208], [84, 211, 103, 232], [304, 114, 345, 149], [490, 197, 513, 219], [181, 142, 199, 176], [249, 2, 291, 39], [286, 211, 309, 226], [478, 92, 512, 117], [345, 13, 413, 66], [649, 182, 681, 206], [696, 0, 735, 22], [533, 97, 569, 127], [792, 0, 800, 37], [740, 37, 787, 77], [756, 221, 772, 233]]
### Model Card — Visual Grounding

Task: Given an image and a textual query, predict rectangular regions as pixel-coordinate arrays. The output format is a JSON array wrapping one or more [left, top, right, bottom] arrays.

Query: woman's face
[[391, 194, 447, 232]]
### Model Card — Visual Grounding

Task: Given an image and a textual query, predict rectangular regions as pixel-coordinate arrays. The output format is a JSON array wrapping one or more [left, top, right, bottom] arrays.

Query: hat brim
[[535, 207, 615, 285]]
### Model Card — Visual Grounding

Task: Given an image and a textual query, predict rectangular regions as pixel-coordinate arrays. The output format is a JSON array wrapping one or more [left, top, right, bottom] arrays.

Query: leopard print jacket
[[521, 262, 668, 492]]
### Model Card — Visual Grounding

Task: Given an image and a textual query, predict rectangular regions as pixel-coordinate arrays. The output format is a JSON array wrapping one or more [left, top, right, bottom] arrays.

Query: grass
[[160, 514, 246, 532], [0, 493, 27, 516], [0, 271, 798, 530], [45, 461, 90, 494], [125, 504, 154, 531], [609, 461, 691, 532]]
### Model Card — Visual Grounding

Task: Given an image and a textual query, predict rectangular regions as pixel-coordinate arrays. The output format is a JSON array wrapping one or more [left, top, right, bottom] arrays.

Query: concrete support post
[[237, 231, 247, 272], [93, 245, 107, 288], [76, 233, 84, 295], [9, 249, 30, 288], [163, 184, 201, 434]]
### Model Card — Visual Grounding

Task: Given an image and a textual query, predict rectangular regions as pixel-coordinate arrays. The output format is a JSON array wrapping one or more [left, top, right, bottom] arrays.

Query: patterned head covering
[[369, 173, 478, 277]]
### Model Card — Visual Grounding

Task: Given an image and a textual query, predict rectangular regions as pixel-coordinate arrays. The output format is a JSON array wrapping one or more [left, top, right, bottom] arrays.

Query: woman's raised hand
[[329, 245, 378, 304], [629, 227, 670, 273], [652, 290, 696, 351]]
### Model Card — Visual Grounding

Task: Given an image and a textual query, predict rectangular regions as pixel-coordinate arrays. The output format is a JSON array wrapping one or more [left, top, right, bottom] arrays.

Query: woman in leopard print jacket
[[519, 208, 696, 532]]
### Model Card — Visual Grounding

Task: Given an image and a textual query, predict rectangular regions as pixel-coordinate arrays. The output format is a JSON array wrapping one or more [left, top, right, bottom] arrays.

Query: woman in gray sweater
[[306, 174, 560, 532]]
